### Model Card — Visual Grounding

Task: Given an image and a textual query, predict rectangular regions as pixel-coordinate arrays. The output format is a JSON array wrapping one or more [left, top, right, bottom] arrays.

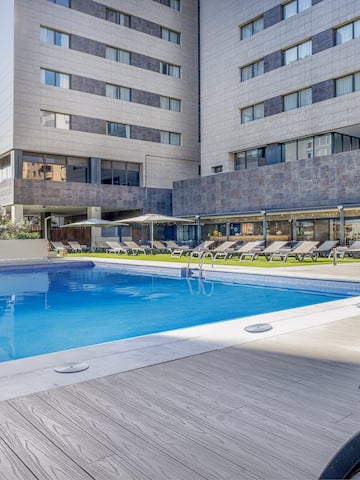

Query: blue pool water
[[0, 262, 358, 362]]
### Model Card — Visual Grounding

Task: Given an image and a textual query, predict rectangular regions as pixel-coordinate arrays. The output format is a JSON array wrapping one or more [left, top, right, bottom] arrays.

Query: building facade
[[173, 0, 360, 245], [0, 0, 199, 239]]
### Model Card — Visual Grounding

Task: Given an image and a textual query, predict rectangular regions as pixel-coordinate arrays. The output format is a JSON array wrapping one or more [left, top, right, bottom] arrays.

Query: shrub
[[0, 212, 39, 239]]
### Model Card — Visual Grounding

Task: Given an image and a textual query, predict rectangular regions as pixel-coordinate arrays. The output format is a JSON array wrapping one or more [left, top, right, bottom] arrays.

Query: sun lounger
[[270, 241, 319, 262], [105, 241, 132, 255], [152, 240, 171, 253], [212, 241, 237, 260], [187, 240, 216, 259], [311, 240, 338, 260], [50, 241, 69, 255], [224, 241, 263, 260], [241, 240, 289, 262], [94, 240, 109, 252], [330, 240, 360, 259], [123, 241, 149, 255], [166, 240, 191, 258], [67, 241, 89, 253]]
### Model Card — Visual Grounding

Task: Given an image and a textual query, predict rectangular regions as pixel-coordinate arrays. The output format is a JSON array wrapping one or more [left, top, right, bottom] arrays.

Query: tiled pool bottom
[[0, 259, 359, 400]]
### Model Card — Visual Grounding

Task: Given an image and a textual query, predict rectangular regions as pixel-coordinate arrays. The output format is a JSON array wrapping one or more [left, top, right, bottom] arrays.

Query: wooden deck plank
[[37, 387, 208, 480], [0, 437, 38, 480], [0, 402, 93, 480]]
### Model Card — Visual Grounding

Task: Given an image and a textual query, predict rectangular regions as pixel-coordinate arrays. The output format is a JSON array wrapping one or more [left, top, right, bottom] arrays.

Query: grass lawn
[[67, 252, 360, 268]]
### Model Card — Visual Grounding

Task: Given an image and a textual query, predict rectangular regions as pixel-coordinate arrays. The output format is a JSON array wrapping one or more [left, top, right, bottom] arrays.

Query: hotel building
[[1, 0, 360, 245], [173, 0, 360, 245]]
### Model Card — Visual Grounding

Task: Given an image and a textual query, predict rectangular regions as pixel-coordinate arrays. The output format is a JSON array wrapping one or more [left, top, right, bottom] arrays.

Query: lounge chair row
[[171, 239, 360, 262]]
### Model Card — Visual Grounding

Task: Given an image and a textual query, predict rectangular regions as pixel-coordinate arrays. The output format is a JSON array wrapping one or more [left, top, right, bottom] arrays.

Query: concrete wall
[[0, 0, 14, 155], [0, 239, 48, 261], [173, 150, 360, 216]]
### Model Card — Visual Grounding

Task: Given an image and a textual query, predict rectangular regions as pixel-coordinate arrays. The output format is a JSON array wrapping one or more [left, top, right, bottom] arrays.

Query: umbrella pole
[[151, 221, 154, 249]]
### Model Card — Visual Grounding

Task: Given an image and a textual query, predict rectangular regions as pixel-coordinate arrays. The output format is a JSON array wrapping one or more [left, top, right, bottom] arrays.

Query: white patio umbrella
[[114, 213, 193, 248], [61, 218, 127, 227]]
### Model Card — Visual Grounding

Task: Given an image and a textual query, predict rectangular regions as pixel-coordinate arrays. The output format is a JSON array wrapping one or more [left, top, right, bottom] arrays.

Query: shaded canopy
[[62, 218, 127, 228]]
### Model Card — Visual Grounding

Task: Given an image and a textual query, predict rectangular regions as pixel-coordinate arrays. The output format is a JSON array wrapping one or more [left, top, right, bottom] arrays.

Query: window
[[234, 148, 265, 170], [283, 134, 331, 161], [160, 131, 181, 145], [40, 69, 70, 88], [160, 62, 181, 78], [241, 59, 264, 81], [283, 0, 311, 19], [336, 20, 360, 45], [159, 0, 180, 10], [160, 96, 181, 111], [40, 111, 70, 129], [101, 160, 140, 186], [336, 72, 360, 96], [284, 87, 312, 111], [106, 122, 130, 138], [284, 39, 312, 64], [212, 165, 223, 173], [161, 27, 181, 44], [241, 103, 264, 123], [22, 153, 88, 183], [0, 156, 11, 182], [48, 0, 70, 6], [106, 9, 131, 27], [106, 47, 131, 65], [40, 27, 69, 48], [240, 16, 264, 40], [106, 84, 131, 102]]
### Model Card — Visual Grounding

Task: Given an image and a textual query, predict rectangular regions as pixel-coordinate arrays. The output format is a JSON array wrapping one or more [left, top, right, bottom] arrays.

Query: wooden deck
[[1, 315, 360, 479]]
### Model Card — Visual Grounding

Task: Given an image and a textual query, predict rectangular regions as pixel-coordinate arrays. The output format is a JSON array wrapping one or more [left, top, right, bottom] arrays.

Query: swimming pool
[[0, 261, 359, 362]]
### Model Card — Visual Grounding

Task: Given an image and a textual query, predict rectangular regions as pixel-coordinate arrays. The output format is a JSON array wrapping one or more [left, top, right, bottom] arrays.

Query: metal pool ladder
[[186, 250, 214, 278]]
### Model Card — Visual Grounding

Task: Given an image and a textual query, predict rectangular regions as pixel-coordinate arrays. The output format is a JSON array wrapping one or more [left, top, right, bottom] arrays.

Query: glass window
[[241, 107, 253, 123], [253, 103, 264, 120], [355, 73, 360, 91], [106, 9, 131, 27], [106, 84, 131, 101], [246, 150, 259, 169], [253, 59, 264, 77], [336, 75, 353, 96], [314, 134, 331, 156], [161, 27, 181, 44], [48, 0, 70, 6], [160, 131, 181, 145], [336, 23, 353, 45], [22, 154, 45, 180], [234, 152, 246, 170], [0, 156, 11, 182], [352, 137, 360, 150], [241, 65, 252, 82], [40, 111, 55, 128], [284, 92, 297, 111], [56, 113, 70, 129], [298, 137, 313, 159], [65, 157, 88, 183], [106, 47, 130, 64], [284, 46, 297, 65], [160, 62, 181, 78], [333, 133, 343, 154], [299, 0, 312, 11], [355, 19, 360, 38], [343, 135, 351, 152], [160, 96, 181, 111], [241, 60, 264, 82], [300, 87, 312, 106], [240, 16, 264, 40], [283, 1, 297, 19], [284, 142, 297, 162], [107, 122, 130, 138], [41, 111, 69, 130], [298, 40, 312, 59], [40, 69, 69, 88], [40, 27, 69, 48]]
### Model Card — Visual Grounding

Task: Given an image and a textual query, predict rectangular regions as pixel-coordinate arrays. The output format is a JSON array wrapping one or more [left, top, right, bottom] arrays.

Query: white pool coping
[[0, 258, 359, 400]]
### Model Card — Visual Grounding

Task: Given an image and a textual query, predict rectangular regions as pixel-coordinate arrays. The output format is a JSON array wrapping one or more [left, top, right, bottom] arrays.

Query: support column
[[225, 222, 230, 241], [196, 215, 201, 244], [338, 206, 345, 246], [292, 219, 297, 241], [88, 206, 102, 250], [261, 211, 267, 246], [11, 204, 24, 223]]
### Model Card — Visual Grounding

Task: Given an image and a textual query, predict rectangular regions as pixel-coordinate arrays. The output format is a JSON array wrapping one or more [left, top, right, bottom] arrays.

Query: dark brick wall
[[172, 151, 360, 216], [312, 28, 334, 54], [71, 115, 106, 135], [71, 0, 106, 18], [312, 80, 335, 103], [264, 96, 283, 117], [264, 50, 283, 73], [131, 126, 161, 143], [131, 16, 161, 37], [264, 5, 282, 29], [71, 34, 106, 58], [71, 75, 106, 96], [12, 179, 172, 214], [132, 89, 160, 108], [131, 52, 160, 73]]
